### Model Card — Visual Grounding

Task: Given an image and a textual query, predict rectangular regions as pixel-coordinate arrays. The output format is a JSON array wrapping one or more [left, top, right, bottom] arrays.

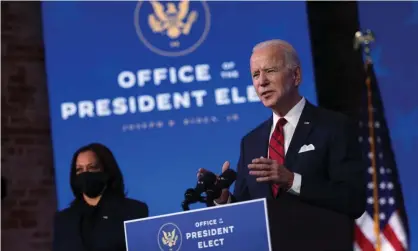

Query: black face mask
[[75, 172, 108, 198]]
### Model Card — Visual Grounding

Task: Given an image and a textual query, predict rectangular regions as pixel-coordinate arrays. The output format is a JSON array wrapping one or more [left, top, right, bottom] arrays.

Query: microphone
[[196, 171, 217, 194], [181, 171, 217, 211], [218, 169, 237, 190], [181, 169, 237, 210], [205, 169, 237, 207], [181, 188, 205, 211]]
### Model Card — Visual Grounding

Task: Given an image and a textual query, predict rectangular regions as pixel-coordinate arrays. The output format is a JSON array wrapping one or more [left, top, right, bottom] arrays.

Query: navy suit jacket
[[232, 101, 367, 219]]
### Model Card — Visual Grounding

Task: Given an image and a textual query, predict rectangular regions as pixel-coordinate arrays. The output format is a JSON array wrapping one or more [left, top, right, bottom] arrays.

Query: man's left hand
[[248, 157, 293, 186]]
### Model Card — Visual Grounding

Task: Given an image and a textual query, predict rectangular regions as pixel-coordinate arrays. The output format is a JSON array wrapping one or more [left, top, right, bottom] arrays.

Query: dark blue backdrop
[[41, 1, 317, 216], [358, 2, 418, 249]]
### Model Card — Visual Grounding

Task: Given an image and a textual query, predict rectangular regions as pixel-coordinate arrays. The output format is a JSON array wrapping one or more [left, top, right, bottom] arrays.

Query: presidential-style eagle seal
[[157, 222, 183, 251], [134, 0, 211, 57]]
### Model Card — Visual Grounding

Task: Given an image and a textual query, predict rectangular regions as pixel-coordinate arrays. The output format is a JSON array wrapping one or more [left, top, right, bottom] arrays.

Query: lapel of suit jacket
[[285, 101, 316, 169], [254, 116, 274, 199]]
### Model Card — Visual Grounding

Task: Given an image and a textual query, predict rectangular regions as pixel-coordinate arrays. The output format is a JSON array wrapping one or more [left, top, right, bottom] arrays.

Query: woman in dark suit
[[53, 143, 149, 251]]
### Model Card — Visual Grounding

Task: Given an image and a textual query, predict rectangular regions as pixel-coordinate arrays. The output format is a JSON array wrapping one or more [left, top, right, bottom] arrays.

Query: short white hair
[[252, 39, 301, 69]]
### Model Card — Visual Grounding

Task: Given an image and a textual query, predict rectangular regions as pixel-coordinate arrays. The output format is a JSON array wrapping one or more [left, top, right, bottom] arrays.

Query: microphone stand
[[205, 193, 215, 207], [205, 186, 221, 208], [181, 193, 206, 211], [181, 200, 191, 211]]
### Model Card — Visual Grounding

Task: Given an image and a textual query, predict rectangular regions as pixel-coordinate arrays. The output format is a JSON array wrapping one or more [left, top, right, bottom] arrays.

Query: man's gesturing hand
[[248, 157, 294, 187]]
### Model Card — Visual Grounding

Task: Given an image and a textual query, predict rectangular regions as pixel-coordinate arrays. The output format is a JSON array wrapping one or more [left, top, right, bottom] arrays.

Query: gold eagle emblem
[[148, 0, 198, 39], [161, 229, 178, 248]]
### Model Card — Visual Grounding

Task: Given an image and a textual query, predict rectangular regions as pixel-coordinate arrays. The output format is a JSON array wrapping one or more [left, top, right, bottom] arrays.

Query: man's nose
[[259, 72, 269, 86]]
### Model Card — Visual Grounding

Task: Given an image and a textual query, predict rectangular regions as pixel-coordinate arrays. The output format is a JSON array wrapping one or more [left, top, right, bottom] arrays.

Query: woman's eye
[[89, 166, 101, 172]]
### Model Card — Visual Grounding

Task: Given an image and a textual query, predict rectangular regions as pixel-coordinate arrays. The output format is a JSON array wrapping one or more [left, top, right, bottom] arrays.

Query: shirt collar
[[272, 97, 306, 128]]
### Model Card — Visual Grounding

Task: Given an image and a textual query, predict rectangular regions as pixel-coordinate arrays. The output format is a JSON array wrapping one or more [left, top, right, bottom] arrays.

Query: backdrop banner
[[41, 1, 317, 216]]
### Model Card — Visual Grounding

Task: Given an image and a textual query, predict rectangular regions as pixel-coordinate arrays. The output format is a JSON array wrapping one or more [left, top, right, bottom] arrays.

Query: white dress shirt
[[215, 97, 306, 205], [270, 97, 305, 195]]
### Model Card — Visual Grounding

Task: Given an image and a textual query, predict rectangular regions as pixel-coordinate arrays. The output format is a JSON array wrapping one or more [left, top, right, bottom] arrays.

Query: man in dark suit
[[198, 39, 366, 219]]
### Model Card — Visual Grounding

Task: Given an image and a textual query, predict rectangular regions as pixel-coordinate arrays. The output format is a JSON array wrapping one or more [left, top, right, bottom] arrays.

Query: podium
[[124, 196, 354, 251], [266, 194, 353, 251]]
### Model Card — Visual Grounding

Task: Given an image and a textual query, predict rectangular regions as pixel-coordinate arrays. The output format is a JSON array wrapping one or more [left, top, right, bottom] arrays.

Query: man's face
[[250, 46, 300, 109]]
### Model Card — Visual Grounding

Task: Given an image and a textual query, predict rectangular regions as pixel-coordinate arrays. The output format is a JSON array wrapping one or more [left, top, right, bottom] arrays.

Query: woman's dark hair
[[70, 143, 126, 200]]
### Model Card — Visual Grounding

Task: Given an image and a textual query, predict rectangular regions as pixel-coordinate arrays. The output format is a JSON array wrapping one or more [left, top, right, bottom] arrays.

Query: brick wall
[[1, 2, 57, 251]]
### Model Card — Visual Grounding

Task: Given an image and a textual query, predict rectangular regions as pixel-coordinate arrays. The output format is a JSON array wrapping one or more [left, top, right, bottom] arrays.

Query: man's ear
[[293, 66, 302, 87]]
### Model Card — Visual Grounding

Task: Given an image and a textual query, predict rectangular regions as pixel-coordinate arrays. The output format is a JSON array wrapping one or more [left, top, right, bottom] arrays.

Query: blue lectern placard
[[124, 198, 271, 251]]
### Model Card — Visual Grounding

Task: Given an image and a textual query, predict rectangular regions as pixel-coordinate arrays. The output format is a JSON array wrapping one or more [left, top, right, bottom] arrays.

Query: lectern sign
[[124, 198, 272, 251]]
